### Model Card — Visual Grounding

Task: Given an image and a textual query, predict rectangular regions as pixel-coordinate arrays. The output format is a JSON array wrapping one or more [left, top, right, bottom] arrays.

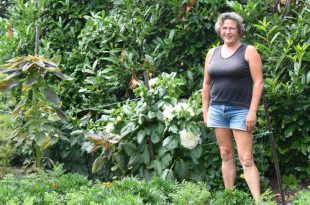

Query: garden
[[0, 0, 309, 204]]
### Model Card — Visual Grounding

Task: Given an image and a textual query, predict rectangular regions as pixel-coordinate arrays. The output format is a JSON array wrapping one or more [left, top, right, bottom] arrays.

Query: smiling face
[[220, 19, 240, 47]]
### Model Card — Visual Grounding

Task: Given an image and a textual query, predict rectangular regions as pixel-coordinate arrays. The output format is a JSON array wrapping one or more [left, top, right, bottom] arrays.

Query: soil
[[269, 177, 310, 204]]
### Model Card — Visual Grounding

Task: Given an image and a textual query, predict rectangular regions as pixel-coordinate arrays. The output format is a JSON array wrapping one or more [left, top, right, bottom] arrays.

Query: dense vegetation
[[0, 0, 309, 198]]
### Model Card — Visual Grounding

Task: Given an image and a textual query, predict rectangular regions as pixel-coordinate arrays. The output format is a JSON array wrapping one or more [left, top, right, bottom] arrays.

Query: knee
[[220, 149, 234, 162], [240, 156, 254, 168]]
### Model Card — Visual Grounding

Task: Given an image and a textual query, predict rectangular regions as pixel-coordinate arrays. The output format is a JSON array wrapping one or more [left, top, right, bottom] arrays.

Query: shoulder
[[245, 45, 261, 61], [205, 46, 218, 62]]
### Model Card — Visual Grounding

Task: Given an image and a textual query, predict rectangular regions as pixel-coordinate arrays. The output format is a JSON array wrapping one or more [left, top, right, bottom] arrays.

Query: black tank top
[[207, 44, 252, 108]]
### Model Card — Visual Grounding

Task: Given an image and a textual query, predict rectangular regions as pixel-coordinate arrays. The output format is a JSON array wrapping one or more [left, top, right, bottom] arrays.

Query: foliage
[[0, 114, 15, 166], [0, 55, 70, 167], [61, 0, 229, 115], [282, 174, 301, 190], [246, 4, 310, 179], [0, 0, 308, 191], [210, 188, 255, 205], [83, 73, 223, 186], [292, 188, 310, 205], [170, 181, 211, 205], [0, 166, 212, 205]]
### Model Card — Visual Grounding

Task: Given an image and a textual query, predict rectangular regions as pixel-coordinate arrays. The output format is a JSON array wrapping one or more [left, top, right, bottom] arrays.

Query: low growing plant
[[210, 188, 255, 205], [292, 188, 310, 205]]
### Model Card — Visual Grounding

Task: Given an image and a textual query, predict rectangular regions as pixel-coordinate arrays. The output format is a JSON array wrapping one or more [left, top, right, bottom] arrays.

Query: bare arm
[[245, 45, 264, 132], [202, 48, 215, 124]]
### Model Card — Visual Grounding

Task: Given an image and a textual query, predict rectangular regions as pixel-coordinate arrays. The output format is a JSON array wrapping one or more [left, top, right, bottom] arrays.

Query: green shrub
[[210, 188, 255, 205], [292, 188, 310, 205], [0, 166, 213, 205], [170, 181, 211, 205]]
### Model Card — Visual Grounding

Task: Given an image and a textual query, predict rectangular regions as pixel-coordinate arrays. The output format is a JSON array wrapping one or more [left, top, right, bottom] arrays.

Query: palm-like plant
[[0, 54, 71, 167]]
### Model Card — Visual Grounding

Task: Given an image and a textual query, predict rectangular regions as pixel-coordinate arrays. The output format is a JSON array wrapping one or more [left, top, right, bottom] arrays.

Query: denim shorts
[[207, 104, 249, 131]]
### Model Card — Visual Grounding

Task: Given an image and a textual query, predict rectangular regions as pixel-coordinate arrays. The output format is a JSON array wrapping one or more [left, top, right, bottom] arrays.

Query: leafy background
[[0, 0, 309, 191]]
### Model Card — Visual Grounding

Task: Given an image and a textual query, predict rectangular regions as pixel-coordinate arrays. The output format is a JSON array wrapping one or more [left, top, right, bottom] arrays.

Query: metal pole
[[262, 92, 286, 205]]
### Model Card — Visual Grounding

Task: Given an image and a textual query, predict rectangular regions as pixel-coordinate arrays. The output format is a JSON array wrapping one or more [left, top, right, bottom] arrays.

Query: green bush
[[210, 188, 255, 205], [82, 73, 223, 186], [292, 188, 310, 205], [170, 181, 211, 205]]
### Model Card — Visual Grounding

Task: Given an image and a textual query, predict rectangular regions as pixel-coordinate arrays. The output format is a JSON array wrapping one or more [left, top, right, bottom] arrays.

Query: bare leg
[[233, 129, 260, 203], [214, 128, 236, 188]]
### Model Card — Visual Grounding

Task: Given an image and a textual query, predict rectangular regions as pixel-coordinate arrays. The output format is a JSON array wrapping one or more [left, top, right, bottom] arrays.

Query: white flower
[[105, 123, 115, 133], [162, 104, 174, 121], [179, 129, 201, 149], [149, 77, 158, 87], [175, 102, 189, 112], [175, 102, 194, 116]]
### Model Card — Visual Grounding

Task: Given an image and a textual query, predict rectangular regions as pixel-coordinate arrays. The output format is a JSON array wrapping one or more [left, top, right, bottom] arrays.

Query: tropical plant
[[0, 55, 71, 167]]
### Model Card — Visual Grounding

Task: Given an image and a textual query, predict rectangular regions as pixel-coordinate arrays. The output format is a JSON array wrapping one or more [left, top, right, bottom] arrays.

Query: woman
[[202, 12, 264, 202]]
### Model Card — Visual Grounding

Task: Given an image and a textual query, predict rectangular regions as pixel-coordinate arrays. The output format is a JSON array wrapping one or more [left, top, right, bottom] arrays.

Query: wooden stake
[[262, 92, 286, 205]]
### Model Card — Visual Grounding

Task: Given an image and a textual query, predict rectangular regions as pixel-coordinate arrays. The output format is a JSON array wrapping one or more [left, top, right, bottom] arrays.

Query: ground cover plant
[[1, 165, 291, 205], [1, 166, 307, 204]]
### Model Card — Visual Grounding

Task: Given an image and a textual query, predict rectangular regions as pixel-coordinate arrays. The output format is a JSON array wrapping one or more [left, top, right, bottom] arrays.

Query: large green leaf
[[149, 159, 162, 175], [92, 156, 105, 174]]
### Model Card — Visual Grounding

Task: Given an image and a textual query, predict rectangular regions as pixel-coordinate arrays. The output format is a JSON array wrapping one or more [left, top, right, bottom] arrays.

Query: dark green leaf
[[55, 72, 72, 80], [44, 88, 60, 105], [54, 108, 67, 120]]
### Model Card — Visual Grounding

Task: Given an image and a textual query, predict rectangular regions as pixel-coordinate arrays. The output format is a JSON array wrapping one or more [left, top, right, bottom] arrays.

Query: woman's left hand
[[246, 110, 257, 132]]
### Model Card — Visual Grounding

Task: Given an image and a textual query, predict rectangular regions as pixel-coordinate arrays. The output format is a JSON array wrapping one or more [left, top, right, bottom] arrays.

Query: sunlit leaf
[[21, 62, 34, 72], [6, 56, 24, 63], [44, 67, 60, 72], [50, 55, 61, 66], [34, 60, 45, 67], [47, 113, 61, 121]]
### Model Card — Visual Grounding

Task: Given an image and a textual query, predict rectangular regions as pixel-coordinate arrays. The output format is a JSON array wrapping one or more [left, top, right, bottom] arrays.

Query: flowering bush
[[83, 72, 222, 185]]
